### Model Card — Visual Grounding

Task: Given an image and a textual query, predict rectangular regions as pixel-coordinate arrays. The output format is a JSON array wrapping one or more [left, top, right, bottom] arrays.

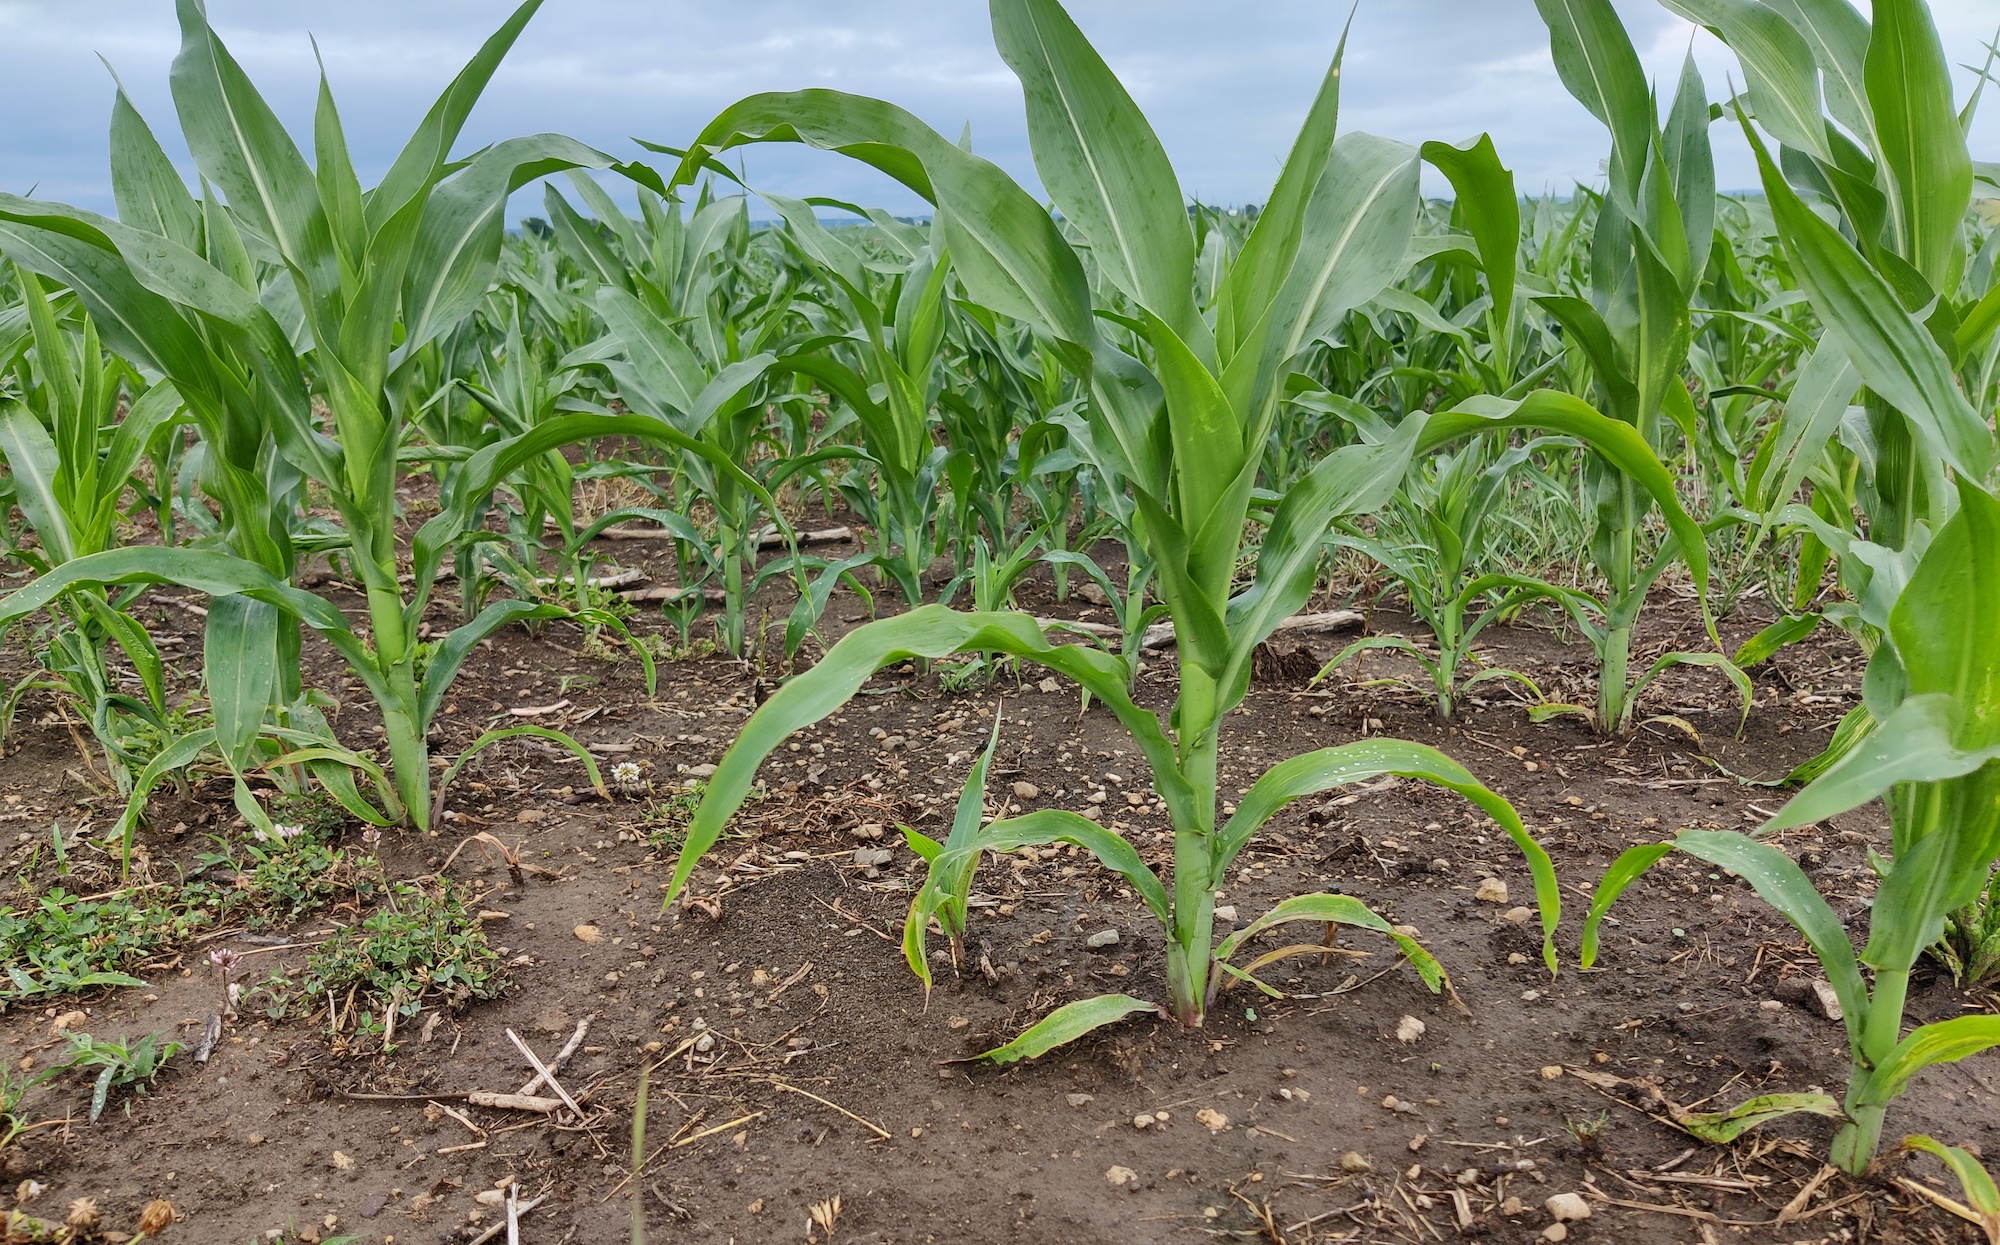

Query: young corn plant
[[660, 0, 1581, 1053], [0, 0, 775, 831], [1585, 480, 2000, 1173], [1527, 0, 1748, 735]]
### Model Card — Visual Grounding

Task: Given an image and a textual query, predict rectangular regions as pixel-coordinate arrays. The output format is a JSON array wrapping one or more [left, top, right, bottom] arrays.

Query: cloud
[[0, 0, 1992, 219]]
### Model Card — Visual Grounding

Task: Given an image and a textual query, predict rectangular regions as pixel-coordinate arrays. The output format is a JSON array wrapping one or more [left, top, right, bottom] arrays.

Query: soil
[[0, 523, 1994, 1245]]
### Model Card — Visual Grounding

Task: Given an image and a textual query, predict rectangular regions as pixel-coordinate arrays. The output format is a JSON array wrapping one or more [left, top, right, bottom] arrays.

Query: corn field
[[2, 0, 2000, 1238]]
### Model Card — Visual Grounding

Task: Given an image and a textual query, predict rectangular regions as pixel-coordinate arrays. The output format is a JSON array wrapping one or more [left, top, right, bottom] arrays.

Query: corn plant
[[1527, 0, 1750, 734], [0, 271, 179, 782], [652, 0, 1612, 1055], [0, 0, 778, 832], [1585, 480, 2000, 1173]]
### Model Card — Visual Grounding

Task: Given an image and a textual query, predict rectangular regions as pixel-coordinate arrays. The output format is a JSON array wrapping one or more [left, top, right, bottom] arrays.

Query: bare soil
[[0, 528, 1994, 1245]]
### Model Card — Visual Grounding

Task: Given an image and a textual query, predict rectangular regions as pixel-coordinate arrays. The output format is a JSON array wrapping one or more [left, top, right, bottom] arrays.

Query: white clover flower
[[613, 762, 643, 785]]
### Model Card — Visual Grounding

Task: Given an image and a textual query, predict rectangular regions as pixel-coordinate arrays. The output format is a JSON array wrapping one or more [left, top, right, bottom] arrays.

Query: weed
[[254, 881, 502, 1039], [54, 1030, 180, 1122], [0, 888, 209, 1001], [641, 782, 706, 852]]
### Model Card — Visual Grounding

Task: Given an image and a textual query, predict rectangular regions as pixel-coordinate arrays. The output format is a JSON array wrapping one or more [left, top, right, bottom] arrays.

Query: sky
[[0, 1, 1994, 222]]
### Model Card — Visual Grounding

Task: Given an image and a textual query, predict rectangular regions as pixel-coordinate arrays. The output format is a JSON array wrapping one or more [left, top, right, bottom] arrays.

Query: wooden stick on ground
[[505, 1028, 585, 1116], [463, 1194, 545, 1245], [516, 1016, 592, 1097]]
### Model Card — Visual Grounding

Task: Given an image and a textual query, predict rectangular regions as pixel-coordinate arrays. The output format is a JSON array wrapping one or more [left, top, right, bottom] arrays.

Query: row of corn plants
[[0, 0, 1994, 1194]]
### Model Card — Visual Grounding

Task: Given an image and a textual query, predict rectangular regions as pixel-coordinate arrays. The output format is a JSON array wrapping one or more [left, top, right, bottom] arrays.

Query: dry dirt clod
[[1065, 1093, 1093, 1108], [1105, 1165, 1138, 1188], [1195, 1108, 1230, 1132], [573, 924, 604, 944], [1396, 1015, 1426, 1044], [1132, 1114, 1155, 1130], [1502, 906, 1533, 923], [1474, 877, 1509, 904], [1545, 1192, 1591, 1222], [1339, 1152, 1372, 1173], [1085, 929, 1120, 949]]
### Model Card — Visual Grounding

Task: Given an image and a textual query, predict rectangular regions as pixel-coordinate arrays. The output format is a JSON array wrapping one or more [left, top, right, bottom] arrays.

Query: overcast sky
[[0, 1, 1994, 221]]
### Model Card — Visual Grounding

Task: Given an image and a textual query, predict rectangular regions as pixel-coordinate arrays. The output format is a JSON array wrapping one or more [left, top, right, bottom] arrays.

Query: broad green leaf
[[1864, 0, 1973, 291], [1219, 423, 1418, 701], [0, 406, 71, 563], [1732, 613, 1822, 667], [1220, 30, 1346, 362], [1662, 0, 1829, 160], [1420, 135, 1518, 331], [1211, 893, 1446, 993], [1862, 1015, 2000, 1105], [369, 0, 544, 230], [1762, 695, 2000, 833], [670, 90, 1096, 351], [1418, 390, 1711, 605], [1220, 740, 1558, 970], [1889, 480, 2000, 747], [1675, 829, 1868, 1039], [1763, 0, 1873, 147], [1680, 1092, 1847, 1143], [990, 0, 1200, 345], [966, 994, 1160, 1065], [169, 0, 334, 300], [1741, 111, 1991, 477], [1535, 0, 1653, 192], [203, 594, 277, 771], [108, 86, 201, 248], [1745, 338, 1858, 515], [1579, 841, 1676, 968], [1900, 1135, 2000, 1216]]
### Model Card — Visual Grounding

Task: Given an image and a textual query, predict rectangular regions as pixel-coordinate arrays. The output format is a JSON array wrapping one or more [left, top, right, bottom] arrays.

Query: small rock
[[1811, 979, 1844, 1021], [1105, 1165, 1139, 1188], [1212, 905, 1237, 922], [1540, 1066, 1563, 1081], [1545, 1192, 1591, 1222], [573, 924, 603, 944], [474, 1189, 505, 1207], [1760, 999, 1786, 1012], [1474, 877, 1509, 905], [1541, 1224, 1568, 1243], [1507, 952, 1529, 965], [330, 1151, 355, 1171], [853, 846, 893, 867], [1339, 1152, 1372, 1173], [1501, 1196, 1526, 1217], [477, 909, 510, 922], [1429, 858, 1451, 874], [1396, 1016, 1426, 1044], [1408, 1133, 1427, 1152], [1065, 1093, 1094, 1108], [1195, 1108, 1230, 1132], [1132, 1114, 1155, 1130], [1012, 781, 1041, 800], [685, 763, 717, 779], [694, 1033, 716, 1053], [359, 1194, 388, 1220], [49, 1011, 85, 1034], [1085, 929, 1120, 949], [1502, 906, 1533, 924]]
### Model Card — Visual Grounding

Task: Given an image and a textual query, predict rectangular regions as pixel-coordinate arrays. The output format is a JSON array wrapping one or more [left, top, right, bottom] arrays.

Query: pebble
[[684, 763, 717, 778], [1759, 999, 1786, 1012], [1429, 858, 1451, 874], [1012, 781, 1040, 800], [1474, 877, 1510, 904], [1395, 1016, 1426, 1044], [330, 1151, 354, 1171], [573, 925, 604, 944], [1195, 1108, 1230, 1132], [1339, 1152, 1372, 1173], [1065, 1093, 1094, 1108], [1507, 952, 1529, 965], [1541, 1225, 1568, 1243], [1105, 1166, 1138, 1188], [1085, 929, 1120, 949], [1540, 1066, 1563, 1080], [1502, 906, 1533, 924], [1545, 1192, 1591, 1222], [1133, 1114, 1155, 1130], [853, 846, 893, 867], [694, 1033, 715, 1053], [1212, 905, 1237, 922]]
